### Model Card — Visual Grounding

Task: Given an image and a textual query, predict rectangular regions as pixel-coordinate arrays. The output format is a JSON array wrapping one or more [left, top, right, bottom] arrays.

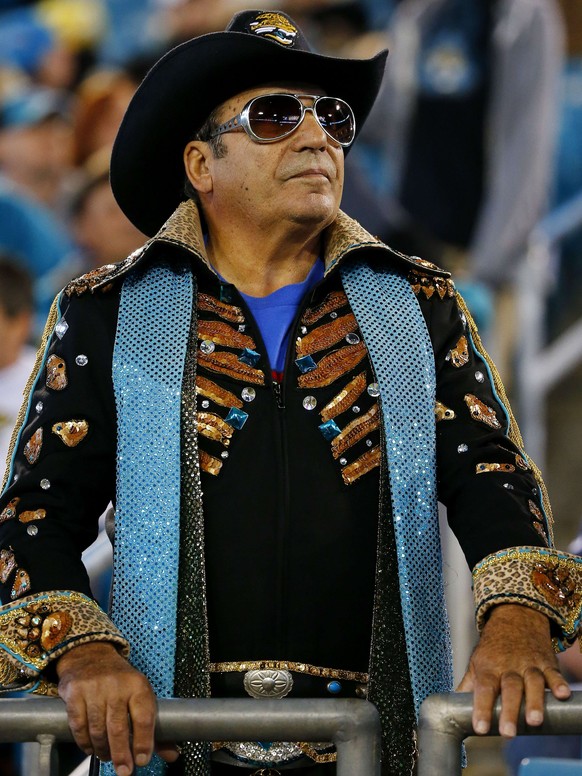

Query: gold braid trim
[[1, 295, 60, 492], [209, 659, 368, 683], [456, 292, 554, 541]]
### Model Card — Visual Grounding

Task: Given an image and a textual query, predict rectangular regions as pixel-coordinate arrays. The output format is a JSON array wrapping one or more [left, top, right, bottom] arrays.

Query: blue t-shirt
[[239, 258, 324, 375]]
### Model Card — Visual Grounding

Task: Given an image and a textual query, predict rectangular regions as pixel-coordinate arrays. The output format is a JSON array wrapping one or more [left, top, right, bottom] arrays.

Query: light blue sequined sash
[[107, 260, 193, 776], [341, 259, 453, 715]]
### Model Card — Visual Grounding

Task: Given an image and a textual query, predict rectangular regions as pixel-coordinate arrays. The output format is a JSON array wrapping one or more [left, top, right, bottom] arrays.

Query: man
[[0, 9, 580, 776]]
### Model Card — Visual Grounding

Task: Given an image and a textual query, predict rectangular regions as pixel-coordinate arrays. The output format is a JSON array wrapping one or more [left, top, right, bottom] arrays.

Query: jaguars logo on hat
[[248, 12, 298, 47]]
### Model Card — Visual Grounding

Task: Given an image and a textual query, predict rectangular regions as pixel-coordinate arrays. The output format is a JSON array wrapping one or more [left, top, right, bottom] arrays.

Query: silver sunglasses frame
[[207, 92, 356, 147]]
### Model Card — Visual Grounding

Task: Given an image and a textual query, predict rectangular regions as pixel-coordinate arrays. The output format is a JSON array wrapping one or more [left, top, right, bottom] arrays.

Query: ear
[[184, 141, 214, 195]]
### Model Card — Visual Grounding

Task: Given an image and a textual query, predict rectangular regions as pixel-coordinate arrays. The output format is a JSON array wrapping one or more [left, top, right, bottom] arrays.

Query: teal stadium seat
[[519, 758, 582, 775]]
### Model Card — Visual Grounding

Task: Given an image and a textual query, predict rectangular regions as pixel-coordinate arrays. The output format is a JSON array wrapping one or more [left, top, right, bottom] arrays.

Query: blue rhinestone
[[319, 419, 341, 441], [225, 407, 249, 430], [219, 284, 233, 303], [258, 742, 273, 751], [295, 355, 317, 374], [327, 680, 342, 694], [238, 348, 261, 367]]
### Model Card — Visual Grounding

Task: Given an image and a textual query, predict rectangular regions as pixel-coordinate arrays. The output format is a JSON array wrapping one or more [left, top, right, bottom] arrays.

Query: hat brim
[[110, 31, 388, 236]]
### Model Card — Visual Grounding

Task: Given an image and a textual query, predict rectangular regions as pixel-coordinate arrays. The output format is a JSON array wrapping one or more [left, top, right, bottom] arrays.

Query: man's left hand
[[457, 603, 571, 737]]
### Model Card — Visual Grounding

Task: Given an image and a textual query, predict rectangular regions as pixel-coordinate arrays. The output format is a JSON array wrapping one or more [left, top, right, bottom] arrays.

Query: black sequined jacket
[[0, 202, 580, 774]]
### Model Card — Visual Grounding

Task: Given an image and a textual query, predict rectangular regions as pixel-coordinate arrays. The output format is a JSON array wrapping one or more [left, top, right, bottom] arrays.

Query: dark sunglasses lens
[[315, 98, 355, 144], [315, 97, 355, 144], [248, 95, 302, 139]]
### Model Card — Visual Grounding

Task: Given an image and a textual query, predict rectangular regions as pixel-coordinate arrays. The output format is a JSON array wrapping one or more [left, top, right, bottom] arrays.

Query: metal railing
[[417, 690, 582, 775], [0, 696, 381, 776]]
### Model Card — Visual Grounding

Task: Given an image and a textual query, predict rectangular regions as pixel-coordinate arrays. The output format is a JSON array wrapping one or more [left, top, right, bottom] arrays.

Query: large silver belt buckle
[[243, 668, 293, 699]]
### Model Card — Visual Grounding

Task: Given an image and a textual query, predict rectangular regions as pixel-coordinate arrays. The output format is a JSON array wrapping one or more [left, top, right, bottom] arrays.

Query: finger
[[106, 701, 134, 776], [498, 671, 524, 738], [470, 673, 499, 735], [85, 700, 111, 762], [544, 666, 572, 700], [129, 690, 156, 769], [456, 670, 474, 693], [64, 697, 94, 756], [523, 666, 546, 727], [157, 744, 181, 763]]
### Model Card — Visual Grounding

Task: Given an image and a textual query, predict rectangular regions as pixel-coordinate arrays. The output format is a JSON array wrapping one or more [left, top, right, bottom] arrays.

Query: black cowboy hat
[[110, 9, 388, 237]]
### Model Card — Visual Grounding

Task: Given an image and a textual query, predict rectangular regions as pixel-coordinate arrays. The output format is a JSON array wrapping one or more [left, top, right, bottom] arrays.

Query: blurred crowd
[[0, 1, 582, 773]]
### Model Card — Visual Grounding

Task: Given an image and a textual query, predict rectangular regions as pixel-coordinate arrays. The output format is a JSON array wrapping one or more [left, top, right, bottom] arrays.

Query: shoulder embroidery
[[64, 248, 147, 297], [408, 269, 455, 300]]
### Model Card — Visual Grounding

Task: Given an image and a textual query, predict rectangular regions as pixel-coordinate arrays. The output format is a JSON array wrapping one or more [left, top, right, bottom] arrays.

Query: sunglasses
[[207, 92, 356, 147]]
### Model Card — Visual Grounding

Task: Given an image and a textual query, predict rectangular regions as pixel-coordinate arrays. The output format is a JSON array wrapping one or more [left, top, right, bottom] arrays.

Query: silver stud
[[457, 444, 468, 453], [367, 383, 380, 397], [303, 396, 317, 411], [532, 487, 538, 496], [35, 401, 43, 414], [75, 354, 88, 367], [238, 325, 246, 333], [201, 400, 210, 409], [200, 340, 215, 354], [27, 525, 38, 536], [345, 332, 360, 345], [460, 313, 467, 327], [40, 479, 50, 490], [475, 371, 484, 383], [300, 326, 308, 335], [366, 439, 373, 447], [339, 457, 347, 466], [352, 405, 360, 414], [221, 451, 229, 459], [241, 387, 256, 403], [55, 319, 69, 339], [504, 483, 514, 490], [330, 311, 338, 319]]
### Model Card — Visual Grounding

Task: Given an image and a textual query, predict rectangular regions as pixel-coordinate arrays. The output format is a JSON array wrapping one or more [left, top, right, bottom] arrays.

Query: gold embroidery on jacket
[[197, 412, 234, 446], [408, 271, 455, 300], [46, 355, 67, 391], [464, 394, 502, 429], [196, 377, 244, 409], [435, 401, 455, 421], [19, 509, 46, 523], [296, 313, 357, 357], [24, 429, 43, 464], [198, 293, 244, 323], [342, 446, 382, 485], [199, 449, 223, 476], [198, 320, 256, 350], [320, 372, 367, 422], [199, 351, 265, 385], [475, 463, 515, 474], [52, 420, 89, 447], [448, 336, 469, 367], [298, 342, 367, 389], [301, 291, 348, 326], [331, 404, 380, 459]]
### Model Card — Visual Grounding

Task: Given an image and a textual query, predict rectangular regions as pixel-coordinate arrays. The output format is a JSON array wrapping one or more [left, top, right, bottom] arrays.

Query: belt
[[209, 660, 368, 768], [209, 660, 369, 700]]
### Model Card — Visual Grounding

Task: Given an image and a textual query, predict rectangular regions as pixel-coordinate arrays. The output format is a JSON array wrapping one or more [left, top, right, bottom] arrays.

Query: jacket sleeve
[[0, 285, 129, 695], [411, 269, 582, 650]]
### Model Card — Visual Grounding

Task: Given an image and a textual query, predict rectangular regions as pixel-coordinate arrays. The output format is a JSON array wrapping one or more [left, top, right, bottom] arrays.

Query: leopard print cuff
[[0, 590, 130, 695], [473, 547, 582, 650]]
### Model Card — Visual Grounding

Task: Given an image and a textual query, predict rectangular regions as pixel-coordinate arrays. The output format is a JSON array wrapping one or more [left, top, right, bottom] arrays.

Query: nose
[[291, 106, 330, 151]]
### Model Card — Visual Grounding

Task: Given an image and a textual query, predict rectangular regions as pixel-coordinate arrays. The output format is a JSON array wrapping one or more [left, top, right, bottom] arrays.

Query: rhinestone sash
[[107, 260, 193, 776], [341, 259, 454, 718]]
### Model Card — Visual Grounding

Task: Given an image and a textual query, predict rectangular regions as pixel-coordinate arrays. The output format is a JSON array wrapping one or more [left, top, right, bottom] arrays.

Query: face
[[185, 84, 345, 233]]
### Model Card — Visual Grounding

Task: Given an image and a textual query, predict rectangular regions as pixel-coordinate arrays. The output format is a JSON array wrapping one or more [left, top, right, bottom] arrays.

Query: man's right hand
[[57, 642, 179, 775]]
